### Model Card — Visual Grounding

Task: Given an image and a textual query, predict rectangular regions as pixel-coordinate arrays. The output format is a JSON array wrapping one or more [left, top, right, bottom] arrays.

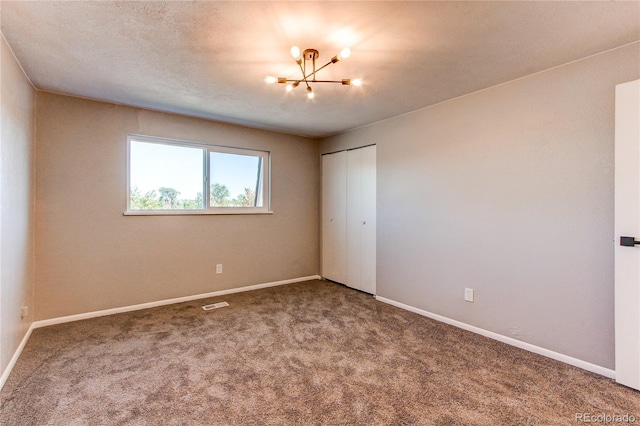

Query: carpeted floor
[[1, 280, 638, 425]]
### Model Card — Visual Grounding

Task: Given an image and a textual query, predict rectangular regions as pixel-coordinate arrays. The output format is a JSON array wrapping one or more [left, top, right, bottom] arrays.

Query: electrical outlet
[[464, 288, 474, 303], [20, 306, 29, 319], [216, 264, 223, 275]]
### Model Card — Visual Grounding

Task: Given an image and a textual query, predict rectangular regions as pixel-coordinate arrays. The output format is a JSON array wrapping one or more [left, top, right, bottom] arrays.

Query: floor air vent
[[202, 302, 229, 311]]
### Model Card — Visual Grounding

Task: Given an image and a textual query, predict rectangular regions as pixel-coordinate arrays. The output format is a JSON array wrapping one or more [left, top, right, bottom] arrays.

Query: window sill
[[123, 210, 274, 216]]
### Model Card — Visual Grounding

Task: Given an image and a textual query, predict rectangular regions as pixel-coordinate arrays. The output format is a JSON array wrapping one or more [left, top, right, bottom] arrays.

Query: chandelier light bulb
[[339, 47, 351, 60], [290, 46, 301, 60], [285, 83, 294, 92], [264, 75, 277, 85], [307, 87, 314, 99], [352, 78, 362, 87]]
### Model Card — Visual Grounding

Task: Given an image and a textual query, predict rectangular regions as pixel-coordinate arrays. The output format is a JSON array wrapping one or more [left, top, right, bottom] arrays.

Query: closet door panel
[[321, 151, 347, 284], [346, 149, 363, 291], [360, 145, 377, 294], [321, 155, 335, 280], [332, 151, 348, 283]]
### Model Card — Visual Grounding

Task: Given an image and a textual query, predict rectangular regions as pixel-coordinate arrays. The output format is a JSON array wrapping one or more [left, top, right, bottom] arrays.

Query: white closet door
[[321, 151, 347, 284], [346, 145, 376, 294], [360, 145, 376, 294], [346, 149, 363, 290]]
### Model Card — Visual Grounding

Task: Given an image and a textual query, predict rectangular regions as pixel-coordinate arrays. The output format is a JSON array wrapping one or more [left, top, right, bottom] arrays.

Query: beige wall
[[35, 93, 319, 320], [321, 43, 640, 369], [0, 35, 36, 378]]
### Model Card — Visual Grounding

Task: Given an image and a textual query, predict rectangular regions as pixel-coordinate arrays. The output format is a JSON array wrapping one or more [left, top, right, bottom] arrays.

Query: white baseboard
[[0, 323, 35, 390], [4, 277, 611, 392], [375, 295, 616, 380], [0, 275, 320, 391], [33, 275, 321, 329]]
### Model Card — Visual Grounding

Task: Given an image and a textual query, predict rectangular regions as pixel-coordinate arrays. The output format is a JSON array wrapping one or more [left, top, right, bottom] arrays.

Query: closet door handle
[[621, 236, 640, 247]]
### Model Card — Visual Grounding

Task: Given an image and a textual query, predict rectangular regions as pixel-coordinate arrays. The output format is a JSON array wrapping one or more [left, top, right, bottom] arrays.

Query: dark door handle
[[620, 236, 640, 247]]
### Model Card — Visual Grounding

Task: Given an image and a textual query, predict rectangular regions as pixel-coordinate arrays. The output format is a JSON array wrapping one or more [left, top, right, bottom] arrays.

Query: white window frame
[[125, 134, 271, 215]]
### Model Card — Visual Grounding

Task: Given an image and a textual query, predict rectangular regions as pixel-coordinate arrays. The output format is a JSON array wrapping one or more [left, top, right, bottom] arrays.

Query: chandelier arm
[[304, 60, 335, 79], [282, 79, 345, 83], [296, 61, 311, 90], [312, 54, 317, 81]]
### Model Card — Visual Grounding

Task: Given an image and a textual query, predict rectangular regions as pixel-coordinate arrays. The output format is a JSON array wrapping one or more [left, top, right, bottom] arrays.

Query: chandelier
[[264, 46, 362, 99]]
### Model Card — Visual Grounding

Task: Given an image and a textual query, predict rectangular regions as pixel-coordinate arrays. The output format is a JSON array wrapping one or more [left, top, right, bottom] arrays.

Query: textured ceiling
[[2, 1, 639, 138]]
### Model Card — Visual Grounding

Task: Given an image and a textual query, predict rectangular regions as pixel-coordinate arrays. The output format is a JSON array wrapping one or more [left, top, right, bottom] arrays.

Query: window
[[127, 135, 270, 214]]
